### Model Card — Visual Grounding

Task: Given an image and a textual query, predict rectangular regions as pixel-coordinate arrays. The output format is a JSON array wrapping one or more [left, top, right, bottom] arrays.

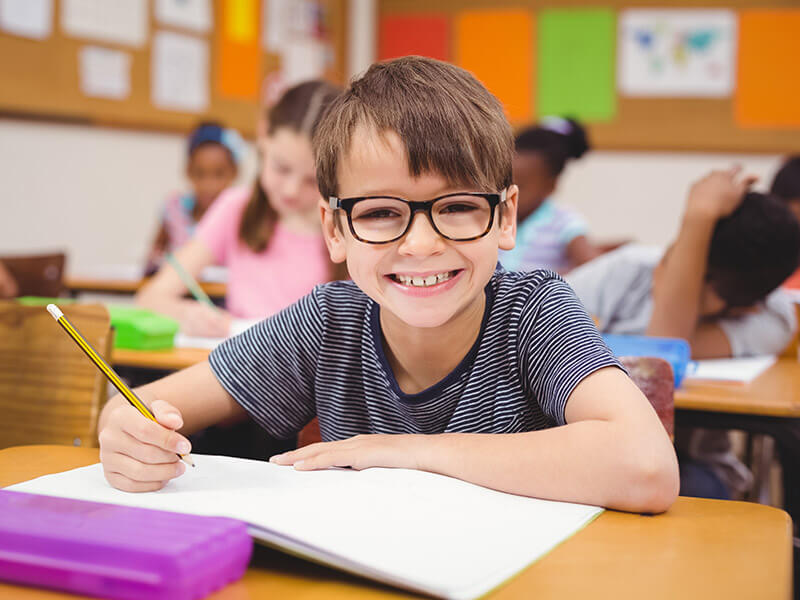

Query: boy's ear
[[498, 185, 518, 251], [319, 198, 348, 264]]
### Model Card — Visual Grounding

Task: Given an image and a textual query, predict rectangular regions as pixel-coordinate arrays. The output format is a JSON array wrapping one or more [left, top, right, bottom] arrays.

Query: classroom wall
[[0, 115, 784, 274], [0, 117, 257, 274]]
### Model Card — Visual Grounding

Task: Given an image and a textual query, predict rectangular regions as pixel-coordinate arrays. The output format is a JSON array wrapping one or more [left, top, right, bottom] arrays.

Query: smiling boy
[[97, 57, 678, 513]]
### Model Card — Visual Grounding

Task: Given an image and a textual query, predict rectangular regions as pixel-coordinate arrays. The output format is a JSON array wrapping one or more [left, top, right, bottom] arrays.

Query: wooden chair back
[[619, 356, 675, 438], [779, 302, 800, 359], [0, 253, 66, 297], [0, 302, 112, 449]]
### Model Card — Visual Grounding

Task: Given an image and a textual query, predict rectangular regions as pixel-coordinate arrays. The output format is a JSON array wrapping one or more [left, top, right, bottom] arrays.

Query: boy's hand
[[180, 303, 231, 337], [99, 393, 192, 492], [686, 167, 758, 222], [270, 434, 428, 472]]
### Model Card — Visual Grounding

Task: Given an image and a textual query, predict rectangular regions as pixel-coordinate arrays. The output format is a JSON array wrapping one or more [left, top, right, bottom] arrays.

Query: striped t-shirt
[[208, 268, 620, 442]]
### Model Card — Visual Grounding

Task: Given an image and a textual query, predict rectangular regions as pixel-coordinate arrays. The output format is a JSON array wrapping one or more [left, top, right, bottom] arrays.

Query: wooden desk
[[676, 359, 800, 418], [112, 346, 210, 370], [65, 276, 226, 298], [0, 445, 792, 599]]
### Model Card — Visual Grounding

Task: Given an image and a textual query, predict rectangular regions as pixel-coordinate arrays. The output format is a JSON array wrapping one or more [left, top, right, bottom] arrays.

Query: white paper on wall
[[0, 0, 52, 39], [151, 30, 208, 112], [618, 9, 737, 97], [79, 46, 132, 100], [62, 0, 148, 47], [154, 0, 211, 33], [281, 37, 329, 86]]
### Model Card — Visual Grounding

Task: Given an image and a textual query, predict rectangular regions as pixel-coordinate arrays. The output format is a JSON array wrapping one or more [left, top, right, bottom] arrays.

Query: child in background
[[146, 122, 243, 273], [99, 57, 678, 514], [566, 168, 800, 500], [500, 117, 600, 273], [137, 81, 343, 336], [770, 156, 800, 289]]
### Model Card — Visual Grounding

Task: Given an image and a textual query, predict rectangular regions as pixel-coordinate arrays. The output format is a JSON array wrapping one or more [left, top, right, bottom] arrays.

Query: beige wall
[[0, 118, 256, 274]]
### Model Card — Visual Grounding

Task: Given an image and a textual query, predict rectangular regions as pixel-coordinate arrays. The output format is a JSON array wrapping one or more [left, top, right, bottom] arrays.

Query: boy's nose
[[398, 212, 445, 256]]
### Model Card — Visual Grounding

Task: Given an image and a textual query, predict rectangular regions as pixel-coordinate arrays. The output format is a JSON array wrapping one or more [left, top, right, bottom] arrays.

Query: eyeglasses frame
[[328, 189, 507, 244]]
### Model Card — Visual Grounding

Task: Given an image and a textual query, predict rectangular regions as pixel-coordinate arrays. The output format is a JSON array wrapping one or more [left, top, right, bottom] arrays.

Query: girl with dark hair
[[137, 80, 344, 336], [145, 121, 243, 273], [501, 117, 600, 273]]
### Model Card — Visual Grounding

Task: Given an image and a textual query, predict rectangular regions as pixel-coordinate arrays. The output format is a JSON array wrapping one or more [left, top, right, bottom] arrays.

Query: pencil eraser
[[0, 490, 253, 600]]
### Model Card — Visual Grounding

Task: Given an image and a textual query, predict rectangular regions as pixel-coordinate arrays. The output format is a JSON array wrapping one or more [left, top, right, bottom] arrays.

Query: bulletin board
[[379, 0, 800, 153], [0, 0, 348, 138]]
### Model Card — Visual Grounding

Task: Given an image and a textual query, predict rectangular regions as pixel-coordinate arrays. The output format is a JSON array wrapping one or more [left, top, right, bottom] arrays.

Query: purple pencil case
[[0, 490, 253, 600]]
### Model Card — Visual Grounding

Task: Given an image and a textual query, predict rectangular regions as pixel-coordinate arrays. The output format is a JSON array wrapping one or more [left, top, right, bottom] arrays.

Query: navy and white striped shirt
[[209, 268, 620, 441]]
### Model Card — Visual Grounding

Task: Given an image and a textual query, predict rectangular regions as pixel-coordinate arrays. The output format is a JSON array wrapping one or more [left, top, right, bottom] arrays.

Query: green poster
[[538, 9, 617, 122]]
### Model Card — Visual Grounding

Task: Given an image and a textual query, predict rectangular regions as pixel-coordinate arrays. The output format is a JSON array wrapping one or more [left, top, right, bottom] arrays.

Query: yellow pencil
[[46, 304, 194, 468]]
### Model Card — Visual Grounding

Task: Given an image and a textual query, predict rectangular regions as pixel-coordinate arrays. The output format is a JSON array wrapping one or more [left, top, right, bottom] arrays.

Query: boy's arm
[[646, 168, 756, 357], [273, 366, 679, 513]]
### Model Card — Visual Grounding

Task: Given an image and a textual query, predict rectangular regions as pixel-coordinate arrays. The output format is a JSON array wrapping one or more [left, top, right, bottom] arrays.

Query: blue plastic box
[[601, 334, 691, 387]]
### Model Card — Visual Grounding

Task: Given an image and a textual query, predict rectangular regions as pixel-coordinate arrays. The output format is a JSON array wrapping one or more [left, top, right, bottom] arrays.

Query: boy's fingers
[[104, 471, 169, 493], [103, 431, 179, 465], [150, 399, 184, 429], [107, 452, 186, 483], [120, 410, 191, 454]]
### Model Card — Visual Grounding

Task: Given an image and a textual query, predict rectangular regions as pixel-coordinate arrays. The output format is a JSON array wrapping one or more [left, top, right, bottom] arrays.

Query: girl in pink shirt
[[137, 81, 344, 335]]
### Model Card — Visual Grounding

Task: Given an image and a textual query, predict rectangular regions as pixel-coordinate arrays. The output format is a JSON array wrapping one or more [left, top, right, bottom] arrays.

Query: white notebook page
[[8, 454, 602, 600]]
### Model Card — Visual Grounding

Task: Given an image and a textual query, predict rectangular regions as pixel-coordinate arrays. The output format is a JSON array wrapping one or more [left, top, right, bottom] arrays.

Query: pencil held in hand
[[46, 304, 195, 468]]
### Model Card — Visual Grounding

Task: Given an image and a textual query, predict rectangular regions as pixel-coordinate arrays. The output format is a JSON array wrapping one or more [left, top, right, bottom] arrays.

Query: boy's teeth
[[395, 271, 454, 287]]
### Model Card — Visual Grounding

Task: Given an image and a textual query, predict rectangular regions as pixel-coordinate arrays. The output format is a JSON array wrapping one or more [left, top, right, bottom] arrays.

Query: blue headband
[[188, 124, 245, 165]]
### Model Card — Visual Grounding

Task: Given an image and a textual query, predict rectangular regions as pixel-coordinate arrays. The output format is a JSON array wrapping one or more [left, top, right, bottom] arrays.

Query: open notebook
[[8, 454, 602, 600]]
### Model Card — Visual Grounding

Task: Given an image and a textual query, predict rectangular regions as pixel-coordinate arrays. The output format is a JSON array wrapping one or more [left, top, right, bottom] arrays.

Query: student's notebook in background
[[8, 454, 603, 600], [174, 318, 260, 349], [684, 355, 777, 385]]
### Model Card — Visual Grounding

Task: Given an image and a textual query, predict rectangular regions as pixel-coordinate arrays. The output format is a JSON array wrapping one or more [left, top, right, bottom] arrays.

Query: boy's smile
[[321, 126, 518, 331]]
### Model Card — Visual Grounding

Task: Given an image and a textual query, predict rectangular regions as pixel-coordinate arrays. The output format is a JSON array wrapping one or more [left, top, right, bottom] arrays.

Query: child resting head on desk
[[137, 81, 345, 337], [98, 56, 679, 514], [566, 169, 800, 499], [770, 156, 800, 289]]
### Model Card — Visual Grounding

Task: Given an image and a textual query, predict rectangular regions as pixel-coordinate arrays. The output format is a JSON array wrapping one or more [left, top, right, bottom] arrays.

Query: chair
[[0, 302, 112, 449], [0, 253, 66, 297], [618, 356, 674, 438]]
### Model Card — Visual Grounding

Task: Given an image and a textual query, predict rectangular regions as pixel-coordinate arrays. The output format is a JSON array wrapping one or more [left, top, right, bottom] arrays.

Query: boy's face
[[321, 127, 518, 330]]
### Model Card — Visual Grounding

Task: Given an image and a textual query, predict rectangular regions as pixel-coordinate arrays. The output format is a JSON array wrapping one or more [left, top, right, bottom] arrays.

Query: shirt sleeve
[[557, 210, 588, 246], [517, 276, 622, 426], [717, 290, 798, 357], [195, 187, 247, 265], [208, 287, 325, 438]]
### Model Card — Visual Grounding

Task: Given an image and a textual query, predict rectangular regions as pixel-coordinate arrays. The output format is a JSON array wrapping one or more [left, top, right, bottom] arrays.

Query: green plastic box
[[107, 306, 179, 350]]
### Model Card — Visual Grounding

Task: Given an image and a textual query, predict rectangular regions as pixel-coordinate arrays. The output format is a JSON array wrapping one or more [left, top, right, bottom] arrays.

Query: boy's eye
[[355, 209, 402, 220], [439, 202, 479, 214]]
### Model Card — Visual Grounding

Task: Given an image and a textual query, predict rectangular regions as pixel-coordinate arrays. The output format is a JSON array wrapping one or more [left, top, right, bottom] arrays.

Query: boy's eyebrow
[[338, 183, 479, 199]]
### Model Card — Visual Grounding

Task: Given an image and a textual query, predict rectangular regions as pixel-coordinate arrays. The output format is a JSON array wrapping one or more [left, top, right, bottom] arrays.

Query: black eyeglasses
[[328, 190, 507, 244]]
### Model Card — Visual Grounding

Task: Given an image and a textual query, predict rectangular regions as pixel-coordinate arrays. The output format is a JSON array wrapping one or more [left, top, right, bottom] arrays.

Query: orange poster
[[218, 0, 260, 100], [736, 10, 800, 128], [455, 10, 534, 124]]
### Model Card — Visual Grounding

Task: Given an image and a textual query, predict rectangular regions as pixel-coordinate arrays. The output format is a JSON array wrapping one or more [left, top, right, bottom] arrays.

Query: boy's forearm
[[418, 424, 678, 514], [646, 214, 716, 340]]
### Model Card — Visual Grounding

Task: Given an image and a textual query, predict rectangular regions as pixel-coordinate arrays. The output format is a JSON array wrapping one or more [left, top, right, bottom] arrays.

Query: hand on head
[[687, 166, 758, 222], [99, 393, 191, 492]]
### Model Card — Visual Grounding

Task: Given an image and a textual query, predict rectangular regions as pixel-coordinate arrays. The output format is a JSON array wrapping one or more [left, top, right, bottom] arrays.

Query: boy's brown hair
[[314, 56, 513, 200]]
